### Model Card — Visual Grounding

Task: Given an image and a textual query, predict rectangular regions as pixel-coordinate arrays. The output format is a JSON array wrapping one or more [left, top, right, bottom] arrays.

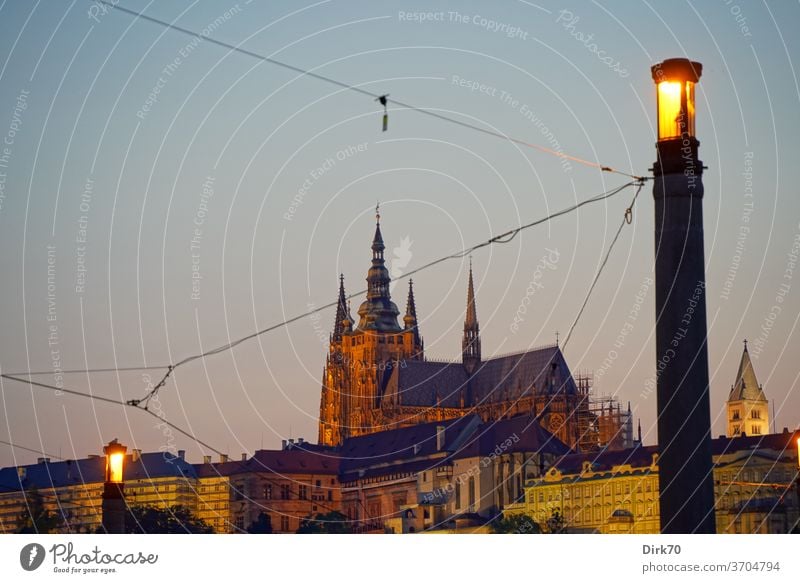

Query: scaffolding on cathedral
[[571, 373, 635, 452]]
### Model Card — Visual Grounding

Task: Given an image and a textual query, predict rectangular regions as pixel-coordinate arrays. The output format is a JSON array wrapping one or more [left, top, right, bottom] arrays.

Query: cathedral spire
[[355, 205, 401, 332], [331, 274, 348, 342], [462, 259, 481, 374]]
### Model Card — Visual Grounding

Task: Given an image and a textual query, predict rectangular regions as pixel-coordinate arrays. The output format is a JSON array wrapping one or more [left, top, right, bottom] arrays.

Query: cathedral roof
[[452, 414, 571, 460], [389, 344, 576, 408], [338, 415, 480, 480], [338, 414, 569, 482], [729, 341, 766, 402]]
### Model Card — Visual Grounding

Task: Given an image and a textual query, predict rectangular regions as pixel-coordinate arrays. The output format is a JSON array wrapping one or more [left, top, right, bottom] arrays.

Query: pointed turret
[[729, 339, 766, 402], [331, 274, 349, 342], [726, 339, 769, 438], [462, 259, 481, 374], [355, 204, 402, 332], [403, 279, 421, 346]]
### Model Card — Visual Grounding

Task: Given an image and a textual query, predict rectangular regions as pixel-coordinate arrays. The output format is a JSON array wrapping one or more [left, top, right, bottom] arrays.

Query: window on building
[[733, 424, 740, 435], [732, 409, 740, 420], [751, 409, 760, 419], [328, 490, 333, 501], [280, 516, 290, 532], [752, 425, 761, 435], [280, 484, 291, 500], [299, 485, 308, 500], [264, 485, 272, 500], [468, 477, 476, 511], [315, 480, 321, 488]]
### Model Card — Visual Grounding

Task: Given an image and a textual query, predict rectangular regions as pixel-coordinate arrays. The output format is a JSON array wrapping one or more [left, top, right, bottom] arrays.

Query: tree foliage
[[296, 511, 352, 534], [124, 504, 213, 534], [246, 511, 273, 534], [545, 509, 566, 533], [16, 488, 62, 534], [491, 512, 541, 534]]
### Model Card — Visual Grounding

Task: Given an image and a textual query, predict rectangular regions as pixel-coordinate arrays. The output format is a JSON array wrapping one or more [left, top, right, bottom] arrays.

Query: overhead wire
[[562, 181, 645, 350], [94, 0, 646, 181], [0, 374, 224, 455], [2, 180, 641, 454], [133, 180, 640, 407]]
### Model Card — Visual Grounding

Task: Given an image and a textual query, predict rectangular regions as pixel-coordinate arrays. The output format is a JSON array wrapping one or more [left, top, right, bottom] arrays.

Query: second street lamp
[[101, 439, 127, 534]]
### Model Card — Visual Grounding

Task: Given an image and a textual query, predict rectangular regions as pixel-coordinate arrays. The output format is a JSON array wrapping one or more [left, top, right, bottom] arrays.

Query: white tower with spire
[[726, 340, 769, 437]]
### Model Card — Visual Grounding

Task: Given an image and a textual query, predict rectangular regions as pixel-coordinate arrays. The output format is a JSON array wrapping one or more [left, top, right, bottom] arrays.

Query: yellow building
[[522, 447, 660, 533], [0, 449, 200, 534], [518, 430, 799, 534]]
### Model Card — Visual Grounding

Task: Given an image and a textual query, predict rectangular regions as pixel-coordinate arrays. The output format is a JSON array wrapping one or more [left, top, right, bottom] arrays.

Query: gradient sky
[[1, 0, 799, 467]]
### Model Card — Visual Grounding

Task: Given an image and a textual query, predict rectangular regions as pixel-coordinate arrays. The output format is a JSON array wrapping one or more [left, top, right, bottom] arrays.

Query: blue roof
[[0, 452, 197, 494]]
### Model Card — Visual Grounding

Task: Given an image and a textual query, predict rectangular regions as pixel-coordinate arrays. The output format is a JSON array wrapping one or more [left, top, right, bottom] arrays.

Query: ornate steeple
[[462, 258, 481, 374], [356, 204, 402, 332]]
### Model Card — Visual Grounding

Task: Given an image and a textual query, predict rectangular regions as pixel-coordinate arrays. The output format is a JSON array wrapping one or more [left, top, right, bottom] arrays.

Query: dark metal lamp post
[[651, 58, 716, 534], [101, 438, 127, 534]]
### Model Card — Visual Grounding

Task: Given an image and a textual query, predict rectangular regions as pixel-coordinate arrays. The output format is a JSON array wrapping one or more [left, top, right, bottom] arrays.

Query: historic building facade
[[726, 340, 769, 438], [515, 429, 799, 534], [337, 413, 570, 533], [318, 212, 632, 451]]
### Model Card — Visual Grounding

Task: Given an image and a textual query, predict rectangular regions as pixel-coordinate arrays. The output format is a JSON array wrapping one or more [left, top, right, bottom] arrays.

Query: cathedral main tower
[[318, 208, 424, 446]]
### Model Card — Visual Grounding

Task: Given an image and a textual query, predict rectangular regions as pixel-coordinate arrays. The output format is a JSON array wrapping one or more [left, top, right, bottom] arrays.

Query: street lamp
[[653, 58, 701, 141], [101, 438, 127, 534], [651, 58, 716, 534]]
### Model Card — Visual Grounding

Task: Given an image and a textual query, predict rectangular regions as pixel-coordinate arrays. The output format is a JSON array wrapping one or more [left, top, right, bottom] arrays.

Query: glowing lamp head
[[651, 58, 702, 141], [796, 436, 800, 470], [103, 439, 127, 484]]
